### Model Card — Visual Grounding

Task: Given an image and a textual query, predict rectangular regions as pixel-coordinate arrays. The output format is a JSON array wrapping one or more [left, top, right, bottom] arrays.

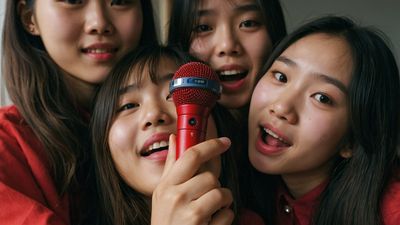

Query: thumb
[[161, 134, 176, 179]]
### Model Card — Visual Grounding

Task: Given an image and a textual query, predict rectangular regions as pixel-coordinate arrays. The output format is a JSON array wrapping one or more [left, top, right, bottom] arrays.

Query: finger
[[161, 134, 177, 179], [179, 171, 220, 200], [192, 188, 233, 218], [163, 137, 231, 185], [209, 208, 234, 225]]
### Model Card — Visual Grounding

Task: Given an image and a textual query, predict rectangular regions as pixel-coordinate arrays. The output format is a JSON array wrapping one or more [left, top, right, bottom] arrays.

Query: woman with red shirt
[[247, 16, 400, 225]]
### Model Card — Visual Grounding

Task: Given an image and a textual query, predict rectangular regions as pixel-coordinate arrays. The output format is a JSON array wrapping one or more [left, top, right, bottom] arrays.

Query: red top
[[275, 178, 400, 225], [239, 208, 265, 225], [0, 105, 70, 225]]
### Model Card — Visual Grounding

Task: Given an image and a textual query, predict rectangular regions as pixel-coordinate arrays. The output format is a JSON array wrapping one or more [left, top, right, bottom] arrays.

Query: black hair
[[254, 15, 400, 225], [90, 44, 240, 225]]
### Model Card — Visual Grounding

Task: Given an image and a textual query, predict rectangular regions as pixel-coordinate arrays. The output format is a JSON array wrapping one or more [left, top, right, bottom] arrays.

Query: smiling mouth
[[218, 70, 248, 82], [261, 126, 291, 147], [141, 141, 169, 157], [81, 48, 118, 54]]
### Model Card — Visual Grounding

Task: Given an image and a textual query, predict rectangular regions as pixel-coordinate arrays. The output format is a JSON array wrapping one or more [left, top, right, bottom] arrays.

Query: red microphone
[[169, 62, 221, 159]]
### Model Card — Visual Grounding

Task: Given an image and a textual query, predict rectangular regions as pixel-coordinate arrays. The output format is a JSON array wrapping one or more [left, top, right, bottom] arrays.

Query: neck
[[281, 161, 333, 199], [63, 74, 97, 111]]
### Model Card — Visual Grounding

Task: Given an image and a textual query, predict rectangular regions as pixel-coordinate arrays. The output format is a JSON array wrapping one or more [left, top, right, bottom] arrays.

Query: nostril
[[145, 122, 152, 127]]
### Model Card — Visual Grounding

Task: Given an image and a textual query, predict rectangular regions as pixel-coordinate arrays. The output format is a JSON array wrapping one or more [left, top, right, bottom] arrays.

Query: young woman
[[90, 45, 253, 225], [248, 16, 400, 225], [168, 0, 287, 211], [0, 0, 156, 224]]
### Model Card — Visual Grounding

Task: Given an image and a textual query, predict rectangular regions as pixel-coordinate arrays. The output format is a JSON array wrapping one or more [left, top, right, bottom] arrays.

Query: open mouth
[[141, 141, 169, 157], [260, 126, 291, 147], [218, 70, 248, 82]]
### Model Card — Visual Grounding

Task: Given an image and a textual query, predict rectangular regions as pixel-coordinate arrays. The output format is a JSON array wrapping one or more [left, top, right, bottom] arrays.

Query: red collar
[[275, 179, 328, 225]]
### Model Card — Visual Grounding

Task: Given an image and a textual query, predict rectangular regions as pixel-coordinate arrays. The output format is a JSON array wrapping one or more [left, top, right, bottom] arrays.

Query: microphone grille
[[171, 62, 220, 107]]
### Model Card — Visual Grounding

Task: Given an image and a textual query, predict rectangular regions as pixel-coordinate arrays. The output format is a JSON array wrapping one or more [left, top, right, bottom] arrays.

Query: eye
[[193, 24, 212, 33], [239, 20, 260, 28], [166, 93, 173, 102], [273, 72, 287, 83], [62, 0, 83, 4], [313, 93, 333, 105], [118, 103, 139, 112], [111, 0, 135, 6]]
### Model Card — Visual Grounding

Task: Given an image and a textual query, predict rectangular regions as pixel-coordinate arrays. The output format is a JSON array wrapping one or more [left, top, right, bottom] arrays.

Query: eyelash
[[312, 93, 333, 105], [272, 71, 288, 83], [193, 24, 212, 33], [60, 0, 133, 6], [239, 20, 260, 29], [117, 103, 139, 112]]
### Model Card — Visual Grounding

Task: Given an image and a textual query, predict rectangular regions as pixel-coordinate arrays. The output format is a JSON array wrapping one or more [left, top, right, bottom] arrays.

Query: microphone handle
[[176, 104, 211, 159]]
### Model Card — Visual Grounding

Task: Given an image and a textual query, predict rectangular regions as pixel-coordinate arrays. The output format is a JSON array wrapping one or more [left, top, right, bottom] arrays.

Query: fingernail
[[219, 137, 231, 146]]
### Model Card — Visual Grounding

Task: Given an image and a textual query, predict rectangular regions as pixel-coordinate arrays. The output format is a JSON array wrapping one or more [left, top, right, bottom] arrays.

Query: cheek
[[301, 112, 348, 153], [189, 38, 211, 62], [108, 120, 138, 153], [250, 79, 272, 111], [117, 11, 143, 49], [244, 31, 272, 66]]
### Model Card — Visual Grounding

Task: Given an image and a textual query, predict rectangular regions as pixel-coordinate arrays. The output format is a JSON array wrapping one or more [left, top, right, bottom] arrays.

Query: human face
[[28, 0, 143, 86], [248, 33, 353, 195], [189, 0, 271, 109], [108, 57, 220, 196]]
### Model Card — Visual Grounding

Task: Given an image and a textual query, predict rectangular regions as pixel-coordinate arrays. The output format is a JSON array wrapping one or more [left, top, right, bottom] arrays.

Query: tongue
[[265, 135, 289, 147]]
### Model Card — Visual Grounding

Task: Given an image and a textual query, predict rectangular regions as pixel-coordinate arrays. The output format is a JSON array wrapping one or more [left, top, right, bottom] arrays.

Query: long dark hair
[[1, 0, 156, 196], [254, 16, 400, 225], [90, 45, 239, 225]]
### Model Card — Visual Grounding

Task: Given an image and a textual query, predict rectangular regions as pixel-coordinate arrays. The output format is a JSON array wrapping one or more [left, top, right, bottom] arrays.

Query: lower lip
[[255, 132, 287, 156], [85, 52, 115, 61], [221, 78, 246, 92], [144, 150, 168, 162]]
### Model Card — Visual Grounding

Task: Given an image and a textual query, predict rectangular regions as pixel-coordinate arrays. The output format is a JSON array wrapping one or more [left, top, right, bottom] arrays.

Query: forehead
[[280, 33, 353, 85], [198, 0, 260, 11], [125, 56, 179, 86]]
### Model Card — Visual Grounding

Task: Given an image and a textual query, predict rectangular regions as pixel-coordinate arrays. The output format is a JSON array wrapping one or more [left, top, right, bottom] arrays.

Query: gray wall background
[[1, 1, 399, 105], [281, 0, 400, 63]]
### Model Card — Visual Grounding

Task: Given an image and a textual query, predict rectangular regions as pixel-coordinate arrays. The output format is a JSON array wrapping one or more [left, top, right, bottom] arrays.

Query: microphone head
[[170, 62, 221, 107]]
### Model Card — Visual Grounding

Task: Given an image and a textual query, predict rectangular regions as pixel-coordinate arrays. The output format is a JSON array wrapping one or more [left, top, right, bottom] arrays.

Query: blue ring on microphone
[[169, 77, 222, 96]]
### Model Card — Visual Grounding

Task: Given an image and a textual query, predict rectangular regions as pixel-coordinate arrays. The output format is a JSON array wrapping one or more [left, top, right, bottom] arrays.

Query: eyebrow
[[198, 3, 260, 17], [276, 56, 348, 94], [118, 72, 175, 95]]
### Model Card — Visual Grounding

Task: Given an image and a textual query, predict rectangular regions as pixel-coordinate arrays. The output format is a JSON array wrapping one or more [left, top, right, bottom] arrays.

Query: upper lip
[[82, 43, 118, 52], [216, 64, 248, 73], [260, 122, 292, 145], [141, 132, 171, 155]]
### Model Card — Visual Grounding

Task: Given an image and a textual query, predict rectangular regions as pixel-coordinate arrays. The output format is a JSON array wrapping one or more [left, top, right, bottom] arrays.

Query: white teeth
[[220, 70, 245, 76], [264, 128, 286, 142], [148, 141, 168, 151], [87, 49, 111, 54]]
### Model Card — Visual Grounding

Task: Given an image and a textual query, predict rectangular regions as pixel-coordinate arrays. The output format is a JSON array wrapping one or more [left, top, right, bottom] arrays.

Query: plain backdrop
[[1, 0, 399, 106]]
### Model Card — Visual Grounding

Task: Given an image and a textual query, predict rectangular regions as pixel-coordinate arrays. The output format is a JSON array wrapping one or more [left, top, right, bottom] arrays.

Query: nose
[[215, 26, 242, 57], [85, 2, 114, 35], [268, 93, 299, 124], [141, 102, 173, 130]]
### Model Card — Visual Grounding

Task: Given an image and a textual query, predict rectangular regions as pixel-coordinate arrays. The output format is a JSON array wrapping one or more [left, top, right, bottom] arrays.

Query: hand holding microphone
[[169, 62, 222, 159]]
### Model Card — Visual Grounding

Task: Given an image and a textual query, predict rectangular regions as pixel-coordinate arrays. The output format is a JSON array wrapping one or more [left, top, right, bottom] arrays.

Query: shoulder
[[238, 208, 265, 225], [0, 104, 45, 168], [381, 177, 400, 225], [0, 105, 36, 149], [0, 105, 27, 131]]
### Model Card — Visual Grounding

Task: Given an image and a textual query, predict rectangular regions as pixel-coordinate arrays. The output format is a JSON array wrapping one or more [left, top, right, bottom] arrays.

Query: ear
[[18, 0, 40, 35], [339, 146, 353, 159]]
